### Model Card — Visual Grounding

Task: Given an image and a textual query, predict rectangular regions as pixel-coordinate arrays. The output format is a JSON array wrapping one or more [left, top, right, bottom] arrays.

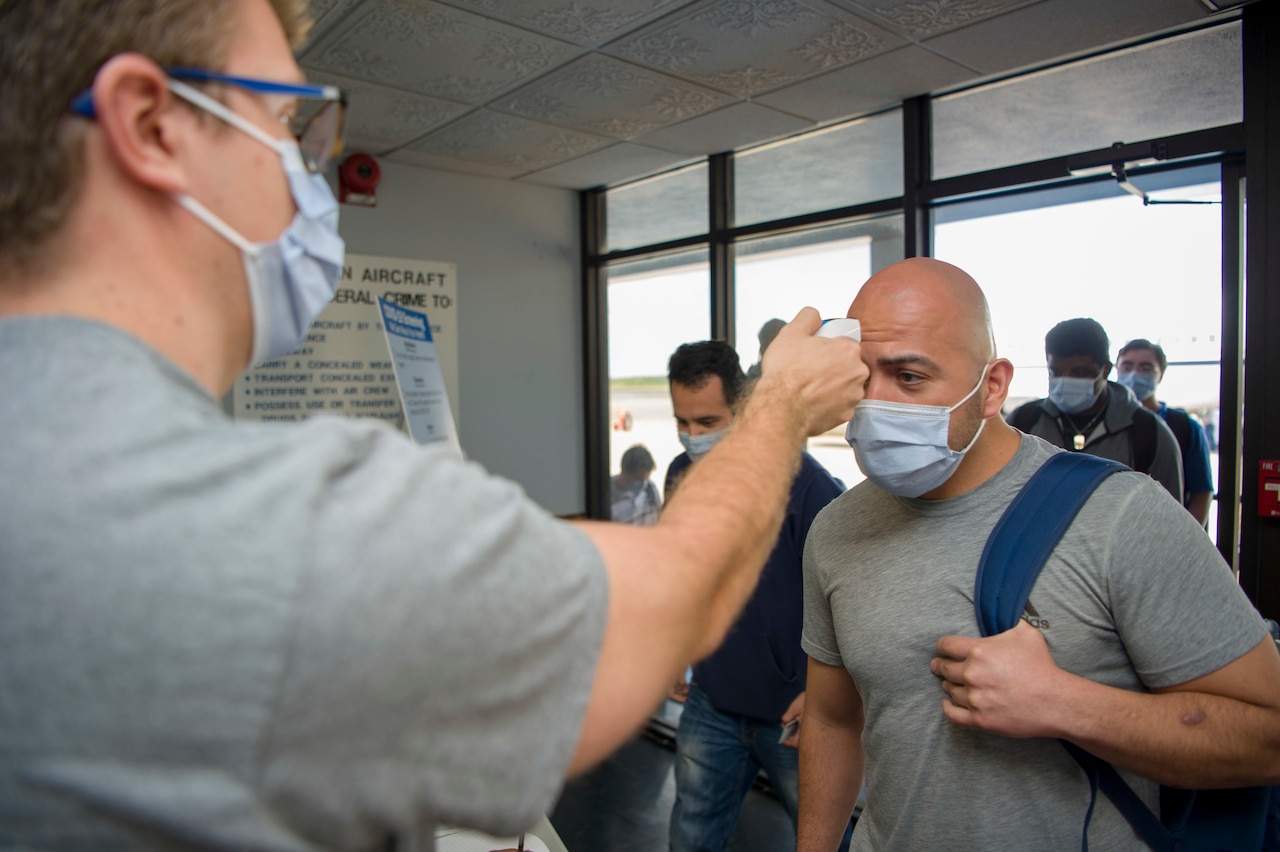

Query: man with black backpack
[[1006, 317, 1183, 503], [1117, 338, 1215, 528]]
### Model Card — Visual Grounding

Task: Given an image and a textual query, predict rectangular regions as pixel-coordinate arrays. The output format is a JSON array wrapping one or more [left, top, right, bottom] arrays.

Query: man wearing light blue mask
[[663, 340, 850, 852], [162, 75, 346, 366], [1006, 317, 1183, 502], [1117, 338, 1215, 527], [0, 1, 876, 847], [797, 258, 1277, 852]]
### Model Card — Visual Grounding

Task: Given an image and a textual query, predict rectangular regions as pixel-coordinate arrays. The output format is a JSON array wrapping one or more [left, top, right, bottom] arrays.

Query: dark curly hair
[[667, 340, 747, 406]]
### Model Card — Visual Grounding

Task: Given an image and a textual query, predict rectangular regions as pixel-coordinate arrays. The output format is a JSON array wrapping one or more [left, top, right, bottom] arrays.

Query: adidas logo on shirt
[[1021, 600, 1050, 630]]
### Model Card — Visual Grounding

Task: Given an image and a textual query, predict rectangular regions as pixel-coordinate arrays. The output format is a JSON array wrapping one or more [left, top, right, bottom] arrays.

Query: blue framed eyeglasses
[[70, 67, 347, 173]]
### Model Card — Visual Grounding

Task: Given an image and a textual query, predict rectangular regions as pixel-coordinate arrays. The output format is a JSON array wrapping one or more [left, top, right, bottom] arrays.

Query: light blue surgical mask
[[1048, 375, 1102, 414], [680, 428, 728, 462], [845, 365, 990, 498], [167, 79, 346, 366], [1118, 371, 1158, 402]]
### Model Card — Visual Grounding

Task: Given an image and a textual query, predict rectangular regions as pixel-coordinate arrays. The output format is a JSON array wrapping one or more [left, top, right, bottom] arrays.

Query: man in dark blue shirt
[[1116, 338, 1215, 527], [664, 340, 848, 852]]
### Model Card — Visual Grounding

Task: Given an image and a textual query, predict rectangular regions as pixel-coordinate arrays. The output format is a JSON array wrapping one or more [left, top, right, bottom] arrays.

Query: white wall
[[336, 160, 584, 515]]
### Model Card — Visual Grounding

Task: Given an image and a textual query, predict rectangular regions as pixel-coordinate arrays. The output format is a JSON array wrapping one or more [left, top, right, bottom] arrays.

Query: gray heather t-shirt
[[803, 433, 1264, 852], [0, 318, 608, 850]]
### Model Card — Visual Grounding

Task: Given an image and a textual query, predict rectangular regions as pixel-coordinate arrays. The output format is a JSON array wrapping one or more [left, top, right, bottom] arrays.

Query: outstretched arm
[[567, 309, 868, 776], [931, 622, 1280, 788]]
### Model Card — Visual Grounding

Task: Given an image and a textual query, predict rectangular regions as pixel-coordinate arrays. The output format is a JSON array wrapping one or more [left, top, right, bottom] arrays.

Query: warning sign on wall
[[231, 254, 458, 436]]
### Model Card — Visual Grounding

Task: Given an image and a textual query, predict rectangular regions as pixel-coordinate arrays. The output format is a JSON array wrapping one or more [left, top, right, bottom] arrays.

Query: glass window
[[607, 249, 710, 507], [932, 22, 1241, 179], [734, 110, 903, 227], [934, 175, 1222, 533], [735, 216, 904, 490], [605, 163, 708, 253]]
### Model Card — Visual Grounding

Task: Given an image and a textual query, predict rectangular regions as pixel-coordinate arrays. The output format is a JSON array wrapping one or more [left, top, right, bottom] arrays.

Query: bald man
[[796, 259, 1280, 851]]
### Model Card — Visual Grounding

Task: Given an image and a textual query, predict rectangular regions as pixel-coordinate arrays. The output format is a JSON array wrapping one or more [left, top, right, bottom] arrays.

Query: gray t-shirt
[[803, 433, 1264, 852], [0, 317, 608, 849]]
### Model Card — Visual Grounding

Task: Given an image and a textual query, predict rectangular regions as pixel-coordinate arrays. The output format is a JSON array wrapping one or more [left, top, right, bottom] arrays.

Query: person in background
[[1006, 317, 1183, 502], [1116, 338, 1215, 527], [746, 317, 786, 381], [664, 340, 849, 852], [0, 0, 870, 846], [797, 258, 1278, 851], [610, 443, 662, 526]]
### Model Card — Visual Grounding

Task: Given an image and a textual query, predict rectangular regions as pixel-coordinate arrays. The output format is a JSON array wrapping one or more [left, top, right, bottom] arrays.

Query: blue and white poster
[[379, 297, 458, 452]]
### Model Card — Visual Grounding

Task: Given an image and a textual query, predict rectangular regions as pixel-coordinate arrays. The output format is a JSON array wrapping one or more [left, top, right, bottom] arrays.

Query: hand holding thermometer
[[815, 318, 861, 342]]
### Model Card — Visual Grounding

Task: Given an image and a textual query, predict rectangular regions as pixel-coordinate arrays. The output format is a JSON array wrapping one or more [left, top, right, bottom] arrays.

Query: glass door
[[934, 169, 1224, 539]]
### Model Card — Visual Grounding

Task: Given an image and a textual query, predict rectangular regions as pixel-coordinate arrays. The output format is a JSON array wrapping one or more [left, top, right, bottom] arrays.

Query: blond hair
[[0, 0, 311, 272]]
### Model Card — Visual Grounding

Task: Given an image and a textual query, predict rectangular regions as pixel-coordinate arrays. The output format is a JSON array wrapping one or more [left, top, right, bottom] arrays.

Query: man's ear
[[89, 54, 189, 195], [983, 358, 1015, 419]]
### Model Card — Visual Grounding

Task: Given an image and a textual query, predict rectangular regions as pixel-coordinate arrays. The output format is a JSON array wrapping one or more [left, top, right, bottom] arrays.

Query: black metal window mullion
[[1217, 160, 1245, 570], [903, 95, 931, 258], [581, 188, 609, 521], [709, 152, 735, 345]]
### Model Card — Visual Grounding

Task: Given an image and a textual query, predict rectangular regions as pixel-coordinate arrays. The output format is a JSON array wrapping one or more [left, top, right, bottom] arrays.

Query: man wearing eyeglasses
[[0, 1, 868, 849]]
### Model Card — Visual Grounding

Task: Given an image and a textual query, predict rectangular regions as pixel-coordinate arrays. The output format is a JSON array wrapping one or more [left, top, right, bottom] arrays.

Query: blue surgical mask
[[1118, 371, 1158, 402], [680, 428, 728, 462], [168, 79, 346, 366], [1048, 376, 1102, 414], [845, 366, 990, 498]]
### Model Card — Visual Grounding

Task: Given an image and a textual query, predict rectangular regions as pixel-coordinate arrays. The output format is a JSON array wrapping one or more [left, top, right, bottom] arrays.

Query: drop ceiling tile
[[633, 102, 814, 155], [518, 143, 701, 189], [306, 0, 353, 22], [922, 0, 1215, 76], [385, 148, 528, 179], [491, 54, 734, 140], [604, 0, 905, 98], [433, 0, 695, 46], [831, 0, 1041, 40], [754, 44, 977, 123], [399, 110, 616, 174], [299, 0, 367, 53], [302, 68, 474, 153], [304, 0, 583, 104]]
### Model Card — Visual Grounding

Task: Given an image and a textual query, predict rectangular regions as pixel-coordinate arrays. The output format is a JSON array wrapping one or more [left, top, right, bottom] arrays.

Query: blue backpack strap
[[976, 451, 1268, 851], [1063, 741, 1176, 852], [974, 452, 1127, 637], [975, 453, 1160, 850]]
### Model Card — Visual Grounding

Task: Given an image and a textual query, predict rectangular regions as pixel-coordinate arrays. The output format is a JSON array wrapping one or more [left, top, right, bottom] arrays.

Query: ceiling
[[298, 0, 1240, 191]]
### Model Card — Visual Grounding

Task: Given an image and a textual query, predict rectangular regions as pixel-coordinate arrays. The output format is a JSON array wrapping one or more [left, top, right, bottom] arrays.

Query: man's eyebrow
[[875, 353, 943, 373]]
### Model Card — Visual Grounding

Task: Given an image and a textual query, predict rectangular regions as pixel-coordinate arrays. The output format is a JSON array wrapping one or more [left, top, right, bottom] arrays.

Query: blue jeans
[[669, 684, 853, 852]]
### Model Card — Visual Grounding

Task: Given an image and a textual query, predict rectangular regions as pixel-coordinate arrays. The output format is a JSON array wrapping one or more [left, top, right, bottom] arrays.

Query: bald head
[[850, 257, 995, 374], [846, 258, 1020, 496]]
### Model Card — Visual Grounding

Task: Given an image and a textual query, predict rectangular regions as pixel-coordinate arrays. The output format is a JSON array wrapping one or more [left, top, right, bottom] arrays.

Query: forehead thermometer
[[815, 318, 861, 342]]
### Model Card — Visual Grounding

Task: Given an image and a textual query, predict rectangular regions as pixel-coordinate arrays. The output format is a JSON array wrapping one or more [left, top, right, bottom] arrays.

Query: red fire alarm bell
[[1260, 460, 1280, 518], [339, 153, 380, 208]]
